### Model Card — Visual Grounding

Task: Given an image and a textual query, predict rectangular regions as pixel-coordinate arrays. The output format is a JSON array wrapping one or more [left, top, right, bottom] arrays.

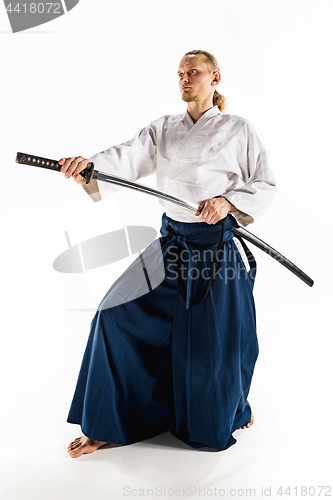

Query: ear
[[212, 70, 221, 86]]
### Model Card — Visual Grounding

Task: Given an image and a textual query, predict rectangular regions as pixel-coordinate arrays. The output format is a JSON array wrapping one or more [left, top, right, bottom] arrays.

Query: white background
[[0, 1, 332, 499]]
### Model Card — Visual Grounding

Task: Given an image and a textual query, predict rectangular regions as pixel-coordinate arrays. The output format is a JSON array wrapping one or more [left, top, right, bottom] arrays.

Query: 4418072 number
[[5, 3, 61, 14]]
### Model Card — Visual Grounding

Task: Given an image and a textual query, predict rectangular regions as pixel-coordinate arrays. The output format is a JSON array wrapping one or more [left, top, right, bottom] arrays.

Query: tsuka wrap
[[15, 152, 95, 184]]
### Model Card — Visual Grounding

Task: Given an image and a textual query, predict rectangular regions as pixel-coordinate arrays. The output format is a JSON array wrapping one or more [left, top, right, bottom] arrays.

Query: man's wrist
[[222, 196, 236, 213]]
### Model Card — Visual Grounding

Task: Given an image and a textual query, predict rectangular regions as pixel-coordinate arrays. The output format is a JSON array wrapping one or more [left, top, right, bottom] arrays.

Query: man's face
[[178, 54, 217, 104]]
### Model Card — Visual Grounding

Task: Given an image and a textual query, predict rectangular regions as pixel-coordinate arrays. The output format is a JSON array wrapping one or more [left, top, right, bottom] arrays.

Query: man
[[60, 50, 277, 458]]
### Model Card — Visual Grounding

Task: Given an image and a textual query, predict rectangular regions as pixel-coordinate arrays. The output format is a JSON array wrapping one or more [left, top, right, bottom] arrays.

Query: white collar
[[184, 105, 220, 125]]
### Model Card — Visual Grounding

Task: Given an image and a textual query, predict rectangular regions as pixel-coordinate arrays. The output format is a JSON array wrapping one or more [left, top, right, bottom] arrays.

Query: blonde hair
[[183, 50, 227, 112]]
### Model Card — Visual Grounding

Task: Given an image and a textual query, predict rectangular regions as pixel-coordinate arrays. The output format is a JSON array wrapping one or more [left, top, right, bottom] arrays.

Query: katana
[[16, 152, 314, 287]]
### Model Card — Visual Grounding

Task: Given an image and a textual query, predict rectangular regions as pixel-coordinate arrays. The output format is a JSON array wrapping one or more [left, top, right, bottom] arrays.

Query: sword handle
[[15, 152, 95, 184]]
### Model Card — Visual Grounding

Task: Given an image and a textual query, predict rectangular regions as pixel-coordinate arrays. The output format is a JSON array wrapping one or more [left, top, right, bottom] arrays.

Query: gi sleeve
[[84, 122, 157, 202], [223, 120, 277, 226]]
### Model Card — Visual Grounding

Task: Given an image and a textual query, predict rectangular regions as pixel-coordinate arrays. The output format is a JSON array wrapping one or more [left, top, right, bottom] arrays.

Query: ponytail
[[213, 90, 227, 112]]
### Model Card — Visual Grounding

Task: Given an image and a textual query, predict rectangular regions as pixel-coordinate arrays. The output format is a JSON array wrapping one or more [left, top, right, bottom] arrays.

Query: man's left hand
[[195, 197, 236, 224]]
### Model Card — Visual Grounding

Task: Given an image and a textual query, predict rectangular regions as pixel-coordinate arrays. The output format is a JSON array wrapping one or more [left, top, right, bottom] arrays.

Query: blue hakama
[[67, 213, 258, 451]]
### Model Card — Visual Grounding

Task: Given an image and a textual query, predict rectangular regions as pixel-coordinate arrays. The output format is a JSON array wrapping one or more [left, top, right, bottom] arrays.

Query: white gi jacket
[[86, 106, 277, 226]]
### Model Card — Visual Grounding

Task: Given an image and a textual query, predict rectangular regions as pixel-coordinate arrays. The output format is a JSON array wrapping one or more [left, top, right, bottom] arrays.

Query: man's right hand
[[58, 156, 91, 185]]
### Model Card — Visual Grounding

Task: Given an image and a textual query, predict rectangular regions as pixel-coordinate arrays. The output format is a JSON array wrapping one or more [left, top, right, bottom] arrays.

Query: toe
[[69, 441, 81, 452]]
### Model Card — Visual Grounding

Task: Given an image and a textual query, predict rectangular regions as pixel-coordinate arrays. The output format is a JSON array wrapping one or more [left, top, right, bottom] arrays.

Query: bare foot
[[67, 436, 107, 458], [238, 412, 254, 430]]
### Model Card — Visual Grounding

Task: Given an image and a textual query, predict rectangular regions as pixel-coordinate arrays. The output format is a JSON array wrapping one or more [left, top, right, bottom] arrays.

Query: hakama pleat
[[67, 213, 258, 451]]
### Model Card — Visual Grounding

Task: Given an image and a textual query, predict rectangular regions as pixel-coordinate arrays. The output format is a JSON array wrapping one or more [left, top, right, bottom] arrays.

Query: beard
[[181, 92, 198, 103]]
